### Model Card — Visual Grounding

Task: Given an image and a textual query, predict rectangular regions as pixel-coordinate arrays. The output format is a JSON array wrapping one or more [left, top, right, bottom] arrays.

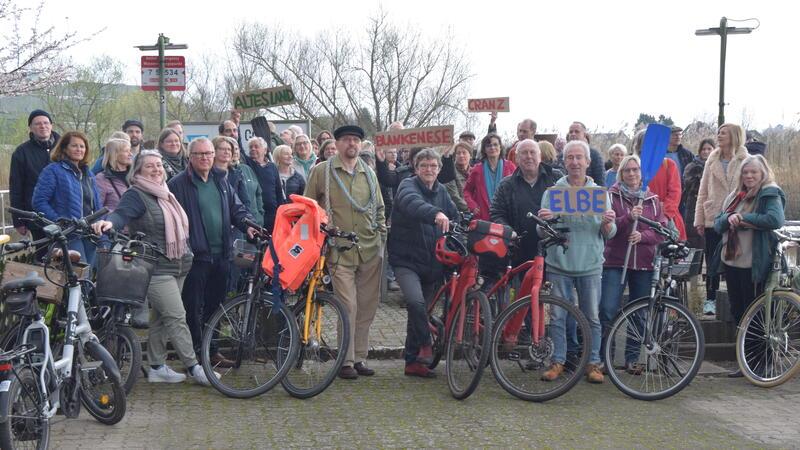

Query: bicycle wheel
[[97, 325, 141, 395], [201, 293, 299, 399], [604, 297, 704, 401], [737, 291, 800, 387], [490, 294, 590, 402], [0, 365, 49, 449], [281, 292, 350, 399], [427, 289, 449, 370], [78, 347, 127, 425], [445, 291, 491, 400]]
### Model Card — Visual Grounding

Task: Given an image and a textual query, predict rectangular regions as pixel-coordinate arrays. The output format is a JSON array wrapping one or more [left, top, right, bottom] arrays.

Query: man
[[92, 119, 144, 173], [490, 139, 562, 266], [304, 125, 387, 379], [166, 120, 184, 141], [566, 121, 606, 187], [745, 130, 767, 156], [488, 114, 537, 164], [458, 130, 476, 148], [10, 109, 61, 242], [538, 140, 616, 384], [168, 137, 256, 365], [665, 126, 694, 183]]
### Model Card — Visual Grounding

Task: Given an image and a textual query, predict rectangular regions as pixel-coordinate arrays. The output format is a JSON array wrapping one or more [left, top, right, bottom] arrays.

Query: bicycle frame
[[301, 255, 327, 344], [429, 253, 481, 345]]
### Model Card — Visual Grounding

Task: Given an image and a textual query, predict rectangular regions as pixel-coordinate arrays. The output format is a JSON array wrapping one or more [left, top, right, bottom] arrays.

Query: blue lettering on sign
[[593, 189, 606, 213], [548, 187, 607, 215]]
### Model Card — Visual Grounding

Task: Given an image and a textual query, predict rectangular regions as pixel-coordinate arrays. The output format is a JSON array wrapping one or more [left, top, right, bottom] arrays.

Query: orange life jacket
[[262, 194, 328, 291]]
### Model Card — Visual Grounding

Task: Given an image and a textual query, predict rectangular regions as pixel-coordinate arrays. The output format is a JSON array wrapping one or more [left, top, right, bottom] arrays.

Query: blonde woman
[[95, 137, 132, 212]]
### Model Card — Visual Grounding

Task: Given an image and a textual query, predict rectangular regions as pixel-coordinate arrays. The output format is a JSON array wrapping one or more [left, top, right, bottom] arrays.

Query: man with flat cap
[[305, 124, 387, 379]]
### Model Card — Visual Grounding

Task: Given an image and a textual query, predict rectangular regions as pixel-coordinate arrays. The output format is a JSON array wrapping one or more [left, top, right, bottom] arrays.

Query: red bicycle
[[426, 216, 492, 400], [488, 214, 591, 402]]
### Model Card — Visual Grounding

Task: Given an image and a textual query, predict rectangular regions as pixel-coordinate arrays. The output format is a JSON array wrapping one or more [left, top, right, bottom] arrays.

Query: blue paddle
[[620, 123, 671, 283]]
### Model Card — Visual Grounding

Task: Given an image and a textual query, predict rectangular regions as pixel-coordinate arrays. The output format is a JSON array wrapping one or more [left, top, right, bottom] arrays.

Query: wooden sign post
[[373, 125, 454, 150], [546, 186, 608, 216], [467, 97, 510, 113], [232, 85, 296, 112]]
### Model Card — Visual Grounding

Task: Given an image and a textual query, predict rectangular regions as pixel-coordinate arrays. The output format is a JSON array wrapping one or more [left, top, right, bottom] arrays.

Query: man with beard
[[304, 125, 387, 379]]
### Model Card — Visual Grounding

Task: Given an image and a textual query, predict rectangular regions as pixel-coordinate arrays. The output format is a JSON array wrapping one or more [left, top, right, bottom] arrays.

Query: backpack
[[261, 194, 328, 291]]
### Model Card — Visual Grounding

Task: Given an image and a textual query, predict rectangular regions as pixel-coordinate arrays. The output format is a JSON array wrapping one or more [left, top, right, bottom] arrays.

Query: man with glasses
[[168, 137, 257, 366]]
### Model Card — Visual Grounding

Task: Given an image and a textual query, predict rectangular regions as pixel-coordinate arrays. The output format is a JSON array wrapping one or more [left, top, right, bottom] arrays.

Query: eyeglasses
[[191, 152, 215, 159]]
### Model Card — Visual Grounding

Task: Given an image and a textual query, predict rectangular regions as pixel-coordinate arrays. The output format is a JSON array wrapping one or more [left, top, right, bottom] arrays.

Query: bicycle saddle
[[1, 272, 46, 292]]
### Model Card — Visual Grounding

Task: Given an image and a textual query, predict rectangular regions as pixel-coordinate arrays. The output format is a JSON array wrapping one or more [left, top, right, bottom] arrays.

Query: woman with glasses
[[463, 133, 516, 221]]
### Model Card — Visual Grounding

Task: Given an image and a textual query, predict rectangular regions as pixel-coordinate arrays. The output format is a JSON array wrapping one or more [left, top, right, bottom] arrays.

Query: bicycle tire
[[281, 292, 350, 399], [490, 294, 591, 402], [0, 323, 20, 351], [737, 290, 800, 387], [0, 365, 49, 449], [79, 347, 127, 425], [427, 289, 449, 370], [604, 297, 704, 401], [98, 325, 141, 395], [201, 293, 299, 399], [445, 291, 491, 400]]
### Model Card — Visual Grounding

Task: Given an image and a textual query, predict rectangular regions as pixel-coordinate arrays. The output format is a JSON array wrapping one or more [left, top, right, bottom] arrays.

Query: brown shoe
[[338, 365, 358, 379], [586, 364, 604, 384], [354, 362, 375, 376], [541, 363, 564, 381], [210, 352, 235, 369]]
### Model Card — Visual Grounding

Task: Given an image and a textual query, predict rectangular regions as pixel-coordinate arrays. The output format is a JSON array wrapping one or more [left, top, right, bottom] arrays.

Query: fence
[[0, 190, 11, 234]]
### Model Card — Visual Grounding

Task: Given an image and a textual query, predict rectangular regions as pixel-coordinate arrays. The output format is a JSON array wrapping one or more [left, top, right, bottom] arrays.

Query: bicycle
[[603, 215, 705, 400], [278, 224, 356, 399], [736, 220, 800, 387], [0, 207, 126, 449], [489, 214, 592, 402], [199, 219, 300, 399], [427, 214, 492, 400]]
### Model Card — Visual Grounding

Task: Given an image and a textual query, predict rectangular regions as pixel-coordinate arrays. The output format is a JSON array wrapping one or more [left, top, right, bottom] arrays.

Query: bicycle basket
[[664, 247, 703, 280], [233, 239, 258, 269], [95, 244, 157, 306]]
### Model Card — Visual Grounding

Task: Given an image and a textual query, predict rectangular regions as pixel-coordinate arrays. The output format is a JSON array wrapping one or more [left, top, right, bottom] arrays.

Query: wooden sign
[[373, 126, 454, 150], [467, 97, 510, 113], [534, 134, 558, 145], [546, 186, 608, 216], [232, 85, 296, 112]]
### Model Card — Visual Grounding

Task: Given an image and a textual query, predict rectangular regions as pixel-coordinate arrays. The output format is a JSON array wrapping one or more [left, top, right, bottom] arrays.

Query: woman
[[291, 134, 317, 180], [444, 142, 472, 213], [604, 144, 627, 188], [32, 131, 102, 265], [388, 149, 458, 378], [463, 133, 516, 220], [92, 151, 212, 386], [243, 137, 284, 232], [95, 137, 132, 212], [682, 138, 715, 260], [230, 139, 264, 226], [710, 154, 785, 377], [317, 138, 337, 163], [315, 130, 333, 147], [694, 123, 749, 316], [599, 154, 667, 374], [274, 144, 306, 198], [212, 136, 251, 215], [157, 128, 187, 181], [632, 130, 686, 240]]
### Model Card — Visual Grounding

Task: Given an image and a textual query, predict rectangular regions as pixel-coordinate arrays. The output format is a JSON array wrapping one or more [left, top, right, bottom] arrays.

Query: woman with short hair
[[274, 144, 306, 198]]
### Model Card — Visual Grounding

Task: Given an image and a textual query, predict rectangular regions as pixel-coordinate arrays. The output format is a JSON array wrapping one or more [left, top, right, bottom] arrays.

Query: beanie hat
[[122, 119, 144, 132], [28, 109, 52, 126]]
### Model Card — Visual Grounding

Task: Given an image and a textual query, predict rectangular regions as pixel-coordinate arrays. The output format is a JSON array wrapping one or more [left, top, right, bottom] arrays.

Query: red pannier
[[466, 220, 514, 259]]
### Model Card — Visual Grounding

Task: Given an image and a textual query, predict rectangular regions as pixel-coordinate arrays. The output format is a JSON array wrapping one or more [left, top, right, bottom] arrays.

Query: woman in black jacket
[[388, 149, 458, 378]]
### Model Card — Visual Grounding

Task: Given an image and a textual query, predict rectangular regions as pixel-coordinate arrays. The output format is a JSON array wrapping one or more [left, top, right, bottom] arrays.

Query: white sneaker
[[148, 365, 187, 383], [703, 299, 716, 316], [188, 365, 219, 386]]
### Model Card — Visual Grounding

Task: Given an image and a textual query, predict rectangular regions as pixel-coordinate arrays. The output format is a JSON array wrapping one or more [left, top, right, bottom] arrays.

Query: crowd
[[7, 107, 784, 384]]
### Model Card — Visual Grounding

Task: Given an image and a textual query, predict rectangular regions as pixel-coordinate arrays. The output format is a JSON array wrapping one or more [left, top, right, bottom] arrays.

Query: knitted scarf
[[294, 153, 317, 178], [483, 159, 504, 202], [723, 187, 758, 261], [132, 174, 190, 260]]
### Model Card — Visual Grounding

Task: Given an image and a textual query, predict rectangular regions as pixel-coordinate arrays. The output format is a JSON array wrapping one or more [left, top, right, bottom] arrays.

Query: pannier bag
[[95, 244, 157, 306], [262, 194, 328, 291], [467, 220, 514, 259]]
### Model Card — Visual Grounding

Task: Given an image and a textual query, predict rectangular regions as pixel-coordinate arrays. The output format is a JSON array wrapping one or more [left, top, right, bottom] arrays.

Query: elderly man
[[305, 125, 387, 379], [240, 137, 284, 231], [489, 115, 537, 164], [539, 140, 616, 384], [168, 137, 256, 365], [566, 121, 606, 187]]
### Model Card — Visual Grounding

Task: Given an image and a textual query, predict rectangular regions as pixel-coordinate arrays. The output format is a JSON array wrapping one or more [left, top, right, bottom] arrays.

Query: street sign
[[141, 56, 186, 91]]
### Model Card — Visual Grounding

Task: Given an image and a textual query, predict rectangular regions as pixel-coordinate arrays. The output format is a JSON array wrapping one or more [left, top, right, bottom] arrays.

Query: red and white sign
[[467, 97, 510, 113], [373, 126, 454, 150], [141, 56, 186, 91]]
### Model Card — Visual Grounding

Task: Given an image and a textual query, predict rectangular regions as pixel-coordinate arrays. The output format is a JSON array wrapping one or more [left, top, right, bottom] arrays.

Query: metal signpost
[[135, 34, 188, 129]]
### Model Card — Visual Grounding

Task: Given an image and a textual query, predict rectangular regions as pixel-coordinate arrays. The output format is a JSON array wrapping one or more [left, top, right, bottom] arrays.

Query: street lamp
[[135, 34, 188, 129], [695, 17, 755, 127]]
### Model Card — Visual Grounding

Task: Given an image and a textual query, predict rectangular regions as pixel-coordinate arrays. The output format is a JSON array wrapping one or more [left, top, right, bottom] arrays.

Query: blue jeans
[[599, 268, 652, 363], [68, 237, 97, 267], [548, 271, 602, 365]]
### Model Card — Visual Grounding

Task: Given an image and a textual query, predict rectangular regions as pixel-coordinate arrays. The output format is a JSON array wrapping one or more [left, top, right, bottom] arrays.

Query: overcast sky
[[43, 0, 797, 135]]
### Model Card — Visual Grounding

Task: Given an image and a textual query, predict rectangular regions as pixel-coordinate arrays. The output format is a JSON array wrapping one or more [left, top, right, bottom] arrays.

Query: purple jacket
[[603, 183, 667, 271], [95, 171, 129, 213]]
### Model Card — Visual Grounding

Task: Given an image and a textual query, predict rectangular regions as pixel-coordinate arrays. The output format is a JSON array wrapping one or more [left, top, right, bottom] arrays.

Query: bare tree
[[180, 53, 229, 121], [0, 0, 95, 96], [231, 9, 472, 133]]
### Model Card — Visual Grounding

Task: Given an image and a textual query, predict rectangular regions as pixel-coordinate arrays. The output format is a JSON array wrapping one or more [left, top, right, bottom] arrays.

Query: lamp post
[[135, 34, 188, 129], [695, 17, 754, 127]]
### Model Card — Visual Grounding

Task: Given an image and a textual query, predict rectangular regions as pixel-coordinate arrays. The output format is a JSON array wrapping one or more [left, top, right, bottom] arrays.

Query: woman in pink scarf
[[93, 150, 214, 386]]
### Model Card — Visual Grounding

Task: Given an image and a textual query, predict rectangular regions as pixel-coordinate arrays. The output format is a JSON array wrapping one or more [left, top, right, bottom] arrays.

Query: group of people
[[7, 107, 784, 386]]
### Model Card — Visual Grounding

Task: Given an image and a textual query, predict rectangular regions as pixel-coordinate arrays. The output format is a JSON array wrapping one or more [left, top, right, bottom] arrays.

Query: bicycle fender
[[0, 378, 13, 423], [83, 340, 122, 384]]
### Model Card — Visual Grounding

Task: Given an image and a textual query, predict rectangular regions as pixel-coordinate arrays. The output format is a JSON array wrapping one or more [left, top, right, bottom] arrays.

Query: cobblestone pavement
[[49, 359, 799, 449]]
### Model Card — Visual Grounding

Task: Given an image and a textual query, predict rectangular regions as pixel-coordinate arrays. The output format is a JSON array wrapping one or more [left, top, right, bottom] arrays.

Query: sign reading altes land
[[373, 125, 454, 150], [233, 85, 296, 112]]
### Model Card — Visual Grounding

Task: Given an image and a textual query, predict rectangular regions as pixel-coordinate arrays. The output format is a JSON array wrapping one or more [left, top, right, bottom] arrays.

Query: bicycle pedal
[[507, 352, 520, 362]]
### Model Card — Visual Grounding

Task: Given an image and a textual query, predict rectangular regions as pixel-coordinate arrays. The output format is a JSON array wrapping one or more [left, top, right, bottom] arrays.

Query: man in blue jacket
[[168, 137, 256, 366]]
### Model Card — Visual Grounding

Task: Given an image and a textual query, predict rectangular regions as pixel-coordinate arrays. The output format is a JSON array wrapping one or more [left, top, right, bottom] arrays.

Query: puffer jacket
[[32, 160, 101, 222]]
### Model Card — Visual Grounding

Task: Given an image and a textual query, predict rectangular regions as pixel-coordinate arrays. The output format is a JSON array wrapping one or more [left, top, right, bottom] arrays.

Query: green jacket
[[304, 156, 386, 267], [237, 163, 264, 225], [711, 184, 785, 283]]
